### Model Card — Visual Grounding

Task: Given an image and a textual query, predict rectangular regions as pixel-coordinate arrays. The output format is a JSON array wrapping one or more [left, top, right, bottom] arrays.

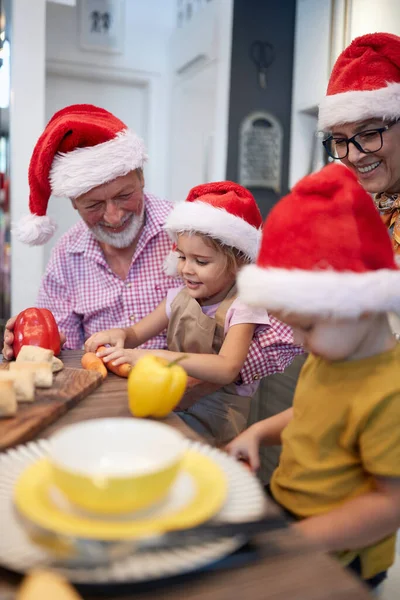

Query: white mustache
[[90, 208, 145, 249], [99, 214, 132, 229]]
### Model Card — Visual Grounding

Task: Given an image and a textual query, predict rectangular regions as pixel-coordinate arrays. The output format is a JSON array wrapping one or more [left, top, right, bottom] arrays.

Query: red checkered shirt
[[37, 192, 303, 384]]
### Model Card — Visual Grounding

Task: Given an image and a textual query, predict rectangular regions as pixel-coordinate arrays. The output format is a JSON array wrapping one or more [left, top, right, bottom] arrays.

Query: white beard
[[90, 208, 145, 249]]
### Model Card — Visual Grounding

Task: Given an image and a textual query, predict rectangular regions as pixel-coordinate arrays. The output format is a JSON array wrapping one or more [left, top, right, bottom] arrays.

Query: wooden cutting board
[[0, 364, 102, 451]]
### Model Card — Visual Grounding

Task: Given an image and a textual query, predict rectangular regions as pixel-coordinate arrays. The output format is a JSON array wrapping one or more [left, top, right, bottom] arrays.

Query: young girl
[[85, 181, 272, 445]]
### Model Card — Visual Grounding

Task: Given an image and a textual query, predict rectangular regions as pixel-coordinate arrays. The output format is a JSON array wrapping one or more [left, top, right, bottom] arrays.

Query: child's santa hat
[[238, 163, 400, 318], [164, 181, 263, 276], [14, 104, 148, 245], [318, 32, 400, 130]]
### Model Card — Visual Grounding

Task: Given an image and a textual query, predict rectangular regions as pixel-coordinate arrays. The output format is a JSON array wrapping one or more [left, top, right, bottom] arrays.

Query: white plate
[[0, 439, 267, 584]]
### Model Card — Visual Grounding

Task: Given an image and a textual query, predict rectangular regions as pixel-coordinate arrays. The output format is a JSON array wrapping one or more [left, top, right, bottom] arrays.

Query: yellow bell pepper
[[127, 355, 187, 418]]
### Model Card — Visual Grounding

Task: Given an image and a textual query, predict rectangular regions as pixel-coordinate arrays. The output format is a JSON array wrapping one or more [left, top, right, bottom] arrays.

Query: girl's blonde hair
[[198, 234, 252, 276]]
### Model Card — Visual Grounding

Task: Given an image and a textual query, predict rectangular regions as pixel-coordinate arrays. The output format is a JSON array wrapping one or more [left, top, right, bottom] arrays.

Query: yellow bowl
[[47, 418, 185, 515]]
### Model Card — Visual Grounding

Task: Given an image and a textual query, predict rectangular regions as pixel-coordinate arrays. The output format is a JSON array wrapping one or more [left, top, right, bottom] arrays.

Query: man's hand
[[2, 316, 16, 360], [2, 315, 66, 360]]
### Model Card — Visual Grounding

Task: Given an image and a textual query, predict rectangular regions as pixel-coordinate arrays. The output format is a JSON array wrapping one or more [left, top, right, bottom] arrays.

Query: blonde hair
[[197, 234, 252, 276]]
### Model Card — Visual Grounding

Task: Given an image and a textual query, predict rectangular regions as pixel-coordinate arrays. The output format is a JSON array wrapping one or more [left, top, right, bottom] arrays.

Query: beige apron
[[167, 286, 252, 446]]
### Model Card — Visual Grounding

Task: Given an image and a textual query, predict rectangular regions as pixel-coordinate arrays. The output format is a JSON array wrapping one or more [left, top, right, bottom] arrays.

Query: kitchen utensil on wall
[[239, 111, 283, 193], [250, 40, 275, 90]]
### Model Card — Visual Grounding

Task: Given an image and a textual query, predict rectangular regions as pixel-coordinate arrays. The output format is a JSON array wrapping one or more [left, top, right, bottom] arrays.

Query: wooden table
[[40, 350, 204, 441], [0, 351, 371, 600]]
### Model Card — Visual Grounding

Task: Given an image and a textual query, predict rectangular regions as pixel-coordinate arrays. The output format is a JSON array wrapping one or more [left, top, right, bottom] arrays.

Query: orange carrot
[[81, 352, 107, 380], [106, 361, 132, 378], [97, 346, 132, 378]]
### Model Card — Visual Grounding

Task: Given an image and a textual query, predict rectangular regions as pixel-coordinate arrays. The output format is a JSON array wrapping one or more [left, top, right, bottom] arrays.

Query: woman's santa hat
[[238, 163, 400, 318], [164, 181, 263, 276], [318, 32, 400, 130], [14, 104, 148, 245]]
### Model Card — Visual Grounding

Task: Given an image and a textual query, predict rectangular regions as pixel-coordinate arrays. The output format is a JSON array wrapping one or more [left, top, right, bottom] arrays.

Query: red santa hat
[[238, 163, 400, 318], [164, 181, 263, 276], [318, 32, 400, 130], [14, 104, 148, 245]]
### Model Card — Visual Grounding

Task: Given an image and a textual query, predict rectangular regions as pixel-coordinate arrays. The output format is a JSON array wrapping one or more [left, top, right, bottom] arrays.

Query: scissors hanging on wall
[[250, 40, 275, 90]]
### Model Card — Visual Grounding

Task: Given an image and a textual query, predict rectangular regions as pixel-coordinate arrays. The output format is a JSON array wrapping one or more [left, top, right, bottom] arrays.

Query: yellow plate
[[14, 450, 227, 541]]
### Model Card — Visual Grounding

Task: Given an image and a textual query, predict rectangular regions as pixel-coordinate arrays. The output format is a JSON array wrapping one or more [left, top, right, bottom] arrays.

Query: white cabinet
[[169, 60, 218, 204], [46, 0, 75, 5], [293, 0, 332, 113], [167, 0, 233, 203], [289, 0, 333, 188]]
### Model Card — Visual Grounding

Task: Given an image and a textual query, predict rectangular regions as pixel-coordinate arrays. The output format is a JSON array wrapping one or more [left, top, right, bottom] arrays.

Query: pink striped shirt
[[37, 192, 302, 384]]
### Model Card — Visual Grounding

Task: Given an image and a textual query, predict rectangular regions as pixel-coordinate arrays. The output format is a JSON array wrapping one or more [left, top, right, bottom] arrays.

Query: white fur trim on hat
[[49, 129, 148, 199], [165, 201, 262, 261], [237, 264, 400, 318], [318, 82, 400, 130], [13, 214, 57, 246], [163, 250, 180, 277]]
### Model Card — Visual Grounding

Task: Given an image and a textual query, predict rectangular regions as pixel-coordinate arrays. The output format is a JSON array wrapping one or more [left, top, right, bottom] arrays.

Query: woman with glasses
[[319, 32, 400, 254]]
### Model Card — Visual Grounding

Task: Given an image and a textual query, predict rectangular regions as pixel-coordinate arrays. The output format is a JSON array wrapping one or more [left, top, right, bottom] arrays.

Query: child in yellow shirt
[[228, 163, 400, 590]]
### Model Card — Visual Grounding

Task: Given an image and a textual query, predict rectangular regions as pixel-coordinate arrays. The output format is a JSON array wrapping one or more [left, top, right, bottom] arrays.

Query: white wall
[[10, 0, 47, 315], [46, 0, 175, 82], [10, 0, 175, 313], [350, 0, 400, 38], [45, 0, 175, 198]]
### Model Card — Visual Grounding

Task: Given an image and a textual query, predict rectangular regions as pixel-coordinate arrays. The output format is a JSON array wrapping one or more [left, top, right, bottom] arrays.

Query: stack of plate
[[0, 439, 267, 585]]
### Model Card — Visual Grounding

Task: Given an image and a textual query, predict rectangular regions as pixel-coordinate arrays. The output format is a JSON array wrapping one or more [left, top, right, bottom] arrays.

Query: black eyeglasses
[[322, 122, 397, 160]]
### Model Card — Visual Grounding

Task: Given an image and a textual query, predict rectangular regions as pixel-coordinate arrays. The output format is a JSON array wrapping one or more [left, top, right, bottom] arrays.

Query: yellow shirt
[[271, 344, 400, 579]]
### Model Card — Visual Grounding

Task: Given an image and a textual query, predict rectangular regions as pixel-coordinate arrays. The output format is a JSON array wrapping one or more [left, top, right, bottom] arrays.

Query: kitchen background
[[0, 0, 399, 326]]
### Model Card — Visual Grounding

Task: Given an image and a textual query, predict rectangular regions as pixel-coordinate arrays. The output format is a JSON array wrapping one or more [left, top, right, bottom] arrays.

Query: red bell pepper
[[13, 307, 61, 358]]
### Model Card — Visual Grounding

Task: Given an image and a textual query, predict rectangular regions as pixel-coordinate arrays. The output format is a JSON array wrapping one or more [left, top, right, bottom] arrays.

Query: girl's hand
[[100, 347, 147, 367], [85, 328, 127, 353], [225, 425, 261, 472]]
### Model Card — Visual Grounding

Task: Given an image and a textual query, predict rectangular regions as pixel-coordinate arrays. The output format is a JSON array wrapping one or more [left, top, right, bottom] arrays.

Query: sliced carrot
[[81, 352, 107, 380], [97, 346, 131, 378]]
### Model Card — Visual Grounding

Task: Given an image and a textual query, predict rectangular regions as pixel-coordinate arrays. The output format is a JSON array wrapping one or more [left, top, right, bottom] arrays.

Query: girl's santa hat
[[14, 104, 148, 245], [318, 32, 400, 130], [238, 163, 400, 318], [164, 181, 263, 276]]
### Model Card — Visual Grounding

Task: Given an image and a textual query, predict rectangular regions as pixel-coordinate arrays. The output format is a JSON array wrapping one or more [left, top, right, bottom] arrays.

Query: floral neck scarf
[[374, 192, 400, 255]]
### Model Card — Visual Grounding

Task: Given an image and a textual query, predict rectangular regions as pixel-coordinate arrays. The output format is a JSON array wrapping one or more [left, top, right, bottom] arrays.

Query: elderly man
[[2, 104, 301, 406]]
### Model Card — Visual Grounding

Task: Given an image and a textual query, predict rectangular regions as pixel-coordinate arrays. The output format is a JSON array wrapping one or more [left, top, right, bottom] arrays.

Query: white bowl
[[47, 418, 185, 514]]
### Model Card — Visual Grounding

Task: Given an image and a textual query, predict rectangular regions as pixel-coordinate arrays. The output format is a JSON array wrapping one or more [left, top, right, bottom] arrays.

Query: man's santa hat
[[164, 181, 263, 276], [238, 163, 400, 318], [318, 32, 400, 130], [14, 104, 148, 245]]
